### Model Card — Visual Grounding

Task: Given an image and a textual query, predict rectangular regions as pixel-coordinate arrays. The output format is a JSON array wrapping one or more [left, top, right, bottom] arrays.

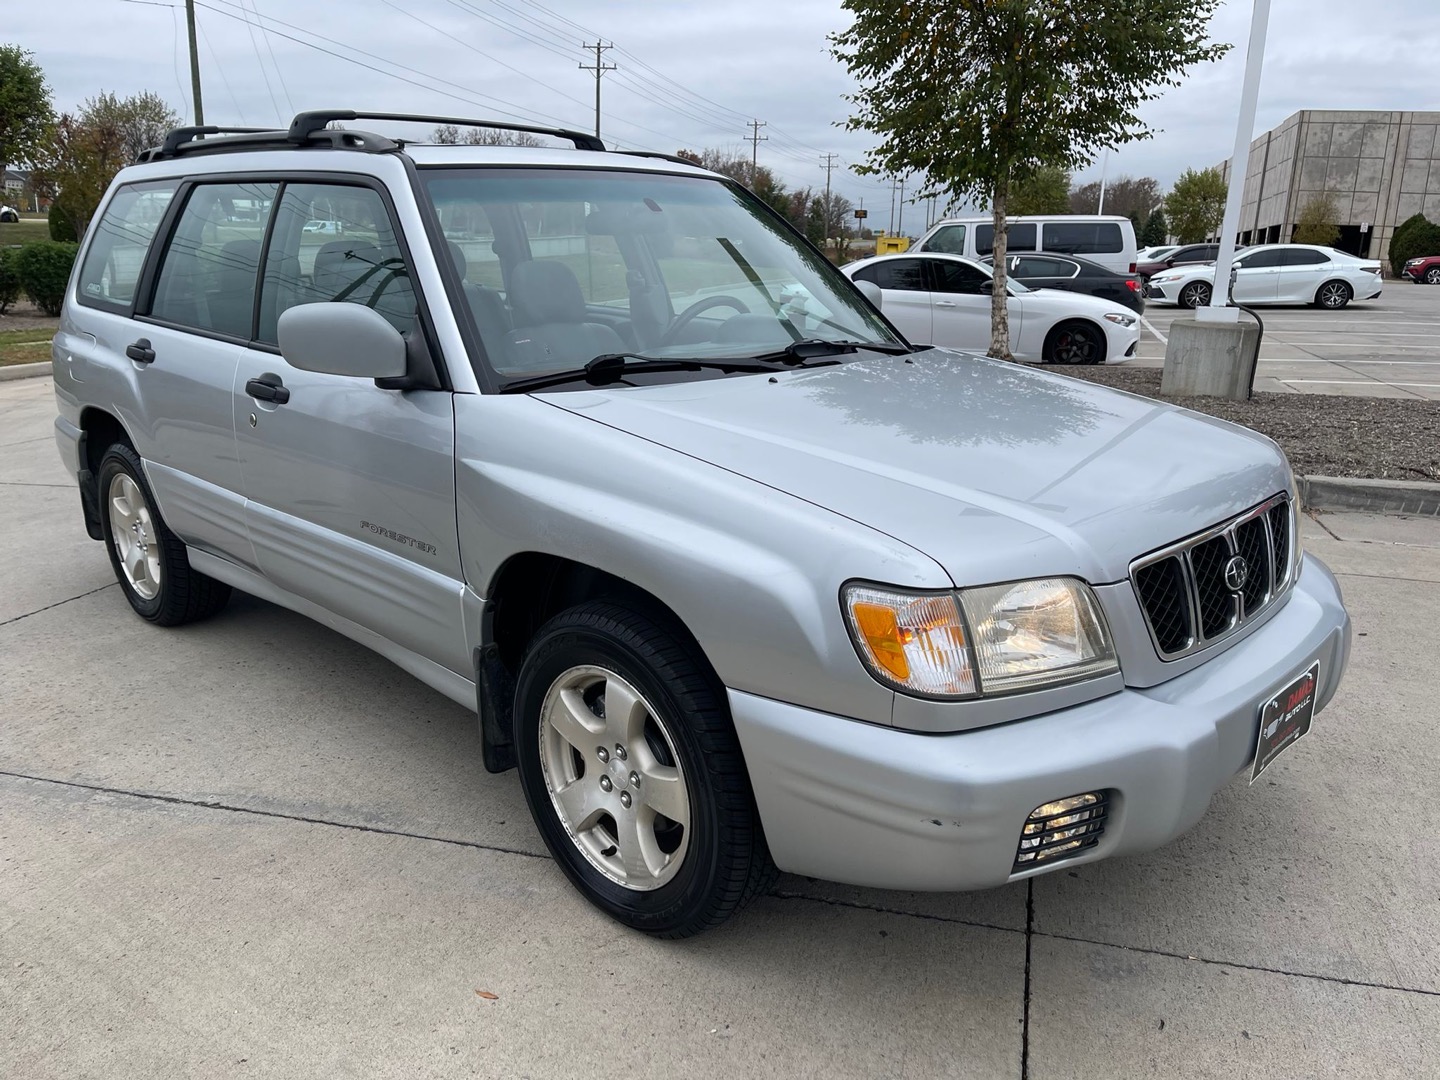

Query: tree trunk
[[989, 177, 1011, 360]]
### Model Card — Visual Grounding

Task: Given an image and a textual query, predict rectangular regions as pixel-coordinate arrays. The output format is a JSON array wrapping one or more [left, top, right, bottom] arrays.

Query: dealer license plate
[[1251, 662, 1320, 782]]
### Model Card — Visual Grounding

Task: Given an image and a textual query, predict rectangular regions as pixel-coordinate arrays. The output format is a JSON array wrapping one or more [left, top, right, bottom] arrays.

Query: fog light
[[1013, 791, 1109, 870]]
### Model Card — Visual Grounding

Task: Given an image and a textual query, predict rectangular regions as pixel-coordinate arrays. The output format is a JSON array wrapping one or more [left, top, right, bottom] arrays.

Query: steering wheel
[[657, 295, 751, 346]]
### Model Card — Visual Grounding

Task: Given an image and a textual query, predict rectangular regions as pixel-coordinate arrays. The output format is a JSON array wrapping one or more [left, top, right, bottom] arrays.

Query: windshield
[[419, 168, 898, 386]]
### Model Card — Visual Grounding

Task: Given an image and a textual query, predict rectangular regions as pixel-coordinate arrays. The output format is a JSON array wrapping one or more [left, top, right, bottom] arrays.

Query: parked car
[[1401, 254, 1440, 284], [0, 205, 20, 223], [1146, 245, 1383, 309], [1137, 245, 1179, 263], [1135, 242, 1229, 282], [981, 251, 1145, 314], [914, 214, 1139, 275], [53, 109, 1351, 937], [301, 218, 343, 234], [843, 252, 1140, 363]]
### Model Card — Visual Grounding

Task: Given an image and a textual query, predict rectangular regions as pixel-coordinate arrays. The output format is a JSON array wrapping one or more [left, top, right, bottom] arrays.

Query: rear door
[[850, 259, 932, 343], [234, 179, 467, 674], [1231, 249, 1282, 303], [1009, 254, 1081, 293], [1275, 247, 1331, 302]]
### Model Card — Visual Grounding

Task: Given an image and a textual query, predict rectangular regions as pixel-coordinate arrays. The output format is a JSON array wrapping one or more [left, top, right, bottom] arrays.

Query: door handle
[[125, 338, 156, 364], [245, 372, 291, 404], [935, 300, 956, 307]]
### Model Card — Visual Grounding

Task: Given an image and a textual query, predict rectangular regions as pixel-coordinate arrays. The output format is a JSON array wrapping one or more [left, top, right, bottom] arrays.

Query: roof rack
[[287, 110, 606, 152], [614, 151, 704, 169], [136, 126, 276, 163]]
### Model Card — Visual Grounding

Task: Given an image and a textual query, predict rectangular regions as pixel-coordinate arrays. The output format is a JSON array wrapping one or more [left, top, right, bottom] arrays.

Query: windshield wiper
[[497, 352, 785, 394], [750, 338, 917, 364]]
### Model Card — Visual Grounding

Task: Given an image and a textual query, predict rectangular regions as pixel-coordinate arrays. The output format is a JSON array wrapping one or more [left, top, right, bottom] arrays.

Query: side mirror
[[980, 280, 994, 294], [277, 303, 408, 380], [854, 279, 883, 310], [1164, 257, 1177, 266]]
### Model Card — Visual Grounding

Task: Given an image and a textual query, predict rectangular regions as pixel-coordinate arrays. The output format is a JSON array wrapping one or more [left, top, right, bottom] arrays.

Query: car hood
[[539, 351, 1292, 586], [1017, 288, 1133, 317]]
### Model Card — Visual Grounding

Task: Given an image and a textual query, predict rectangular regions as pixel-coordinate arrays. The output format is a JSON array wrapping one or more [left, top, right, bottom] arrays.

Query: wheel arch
[[1042, 316, 1106, 363], [1314, 278, 1353, 306], [75, 407, 135, 540], [475, 552, 724, 774]]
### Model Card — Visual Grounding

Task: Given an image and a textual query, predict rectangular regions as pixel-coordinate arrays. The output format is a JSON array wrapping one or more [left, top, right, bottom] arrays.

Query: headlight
[[1104, 313, 1136, 327], [842, 578, 1118, 699], [1150, 273, 1181, 284]]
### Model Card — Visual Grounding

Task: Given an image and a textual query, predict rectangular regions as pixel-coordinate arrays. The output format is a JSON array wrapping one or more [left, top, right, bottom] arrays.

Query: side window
[[974, 223, 1036, 255], [929, 259, 991, 295], [1281, 248, 1328, 266], [149, 182, 277, 338], [855, 259, 927, 292], [258, 183, 416, 345], [1238, 250, 1284, 269], [77, 181, 178, 311], [1014, 256, 1077, 277], [924, 225, 966, 254], [1042, 222, 1123, 255]]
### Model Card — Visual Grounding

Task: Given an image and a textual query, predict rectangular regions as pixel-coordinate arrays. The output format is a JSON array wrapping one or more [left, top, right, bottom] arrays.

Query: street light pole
[[185, 0, 204, 125], [1199, 0, 1271, 323]]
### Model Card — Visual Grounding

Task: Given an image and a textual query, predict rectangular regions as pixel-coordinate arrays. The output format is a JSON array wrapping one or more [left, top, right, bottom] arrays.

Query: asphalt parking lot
[[3, 373, 1439, 1078], [1132, 279, 1440, 399]]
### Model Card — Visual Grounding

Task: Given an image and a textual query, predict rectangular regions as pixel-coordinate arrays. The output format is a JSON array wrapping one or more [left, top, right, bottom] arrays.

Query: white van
[[915, 215, 1139, 275]]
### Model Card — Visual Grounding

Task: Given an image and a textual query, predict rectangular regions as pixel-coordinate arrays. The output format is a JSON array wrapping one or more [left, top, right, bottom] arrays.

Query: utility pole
[[579, 42, 615, 140], [746, 120, 768, 188], [820, 152, 839, 246], [888, 177, 897, 235], [1097, 148, 1110, 214], [897, 176, 907, 235], [185, 0, 204, 125]]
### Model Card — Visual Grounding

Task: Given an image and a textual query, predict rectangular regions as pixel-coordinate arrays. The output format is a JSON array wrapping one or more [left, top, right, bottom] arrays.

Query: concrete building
[[1213, 110, 1440, 270]]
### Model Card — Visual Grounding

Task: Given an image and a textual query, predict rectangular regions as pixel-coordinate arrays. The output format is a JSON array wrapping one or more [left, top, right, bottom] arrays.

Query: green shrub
[[1389, 215, 1440, 271], [14, 241, 79, 316], [47, 202, 79, 243], [0, 248, 20, 314]]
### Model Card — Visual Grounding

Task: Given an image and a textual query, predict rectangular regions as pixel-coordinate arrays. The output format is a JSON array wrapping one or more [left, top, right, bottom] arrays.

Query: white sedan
[[842, 252, 1140, 364], [1146, 244, 1383, 310]]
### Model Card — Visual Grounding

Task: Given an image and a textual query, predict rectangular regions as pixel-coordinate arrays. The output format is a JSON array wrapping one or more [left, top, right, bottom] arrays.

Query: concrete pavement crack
[[0, 770, 551, 862], [1021, 880, 1034, 1080], [0, 583, 117, 628]]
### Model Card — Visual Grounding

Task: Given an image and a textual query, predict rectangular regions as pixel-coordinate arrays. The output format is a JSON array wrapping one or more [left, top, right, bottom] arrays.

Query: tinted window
[[1012, 256, 1079, 278], [149, 182, 276, 338], [929, 259, 991, 294], [1237, 249, 1284, 268], [1042, 222, 1123, 255], [924, 224, 966, 254], [1281, 248, 1329, 266], [258, 183, 416, 345], [1173, 245, 1217, 263], [854, 259, 927, 292], [77, 181, 178, 311], [975, 223, 1036, 255]]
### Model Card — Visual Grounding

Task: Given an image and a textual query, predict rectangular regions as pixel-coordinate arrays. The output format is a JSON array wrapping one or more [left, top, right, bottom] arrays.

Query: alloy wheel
[[1181, 282, 1211, 309], [1051, 325, 1098, 364], [1426, 268, 1440, 285], [108, 472, 163, 600], [1319, 282, 1350, 308], [538, 665, 691, 891]]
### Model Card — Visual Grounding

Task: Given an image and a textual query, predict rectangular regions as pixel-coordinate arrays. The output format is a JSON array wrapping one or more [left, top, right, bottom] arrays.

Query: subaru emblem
[[1224, 555, 1249, 592]]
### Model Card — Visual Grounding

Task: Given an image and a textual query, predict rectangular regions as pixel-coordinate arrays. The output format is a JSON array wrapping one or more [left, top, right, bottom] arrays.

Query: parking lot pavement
[[3, 377, 1439, 1078], [1131, 281, 1440, 399]]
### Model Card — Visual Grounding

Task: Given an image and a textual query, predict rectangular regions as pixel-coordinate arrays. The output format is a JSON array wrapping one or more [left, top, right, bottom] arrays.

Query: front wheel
[[1178, 281, 1211, 309], [1043, 320, 1104, 365], [514, 602, 776, 938], [1425, 267, 1440, 285], [1315, 281, 1352, 309]]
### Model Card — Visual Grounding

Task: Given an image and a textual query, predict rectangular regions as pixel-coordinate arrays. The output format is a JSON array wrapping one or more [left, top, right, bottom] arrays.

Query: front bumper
[[1144, 279, 1184, 304], [731, 552, 1350, 892]]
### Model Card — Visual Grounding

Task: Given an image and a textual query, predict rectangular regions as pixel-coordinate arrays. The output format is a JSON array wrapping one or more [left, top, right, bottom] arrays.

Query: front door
[[1231, 249, 1283, 303], [926, 257, 1017, 354], [233, 180, 467, 675], [853, 258, 932, 344]]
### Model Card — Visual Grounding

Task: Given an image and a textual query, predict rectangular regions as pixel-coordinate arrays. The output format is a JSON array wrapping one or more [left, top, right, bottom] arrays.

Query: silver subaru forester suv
[[53, 110, 1351, 937]]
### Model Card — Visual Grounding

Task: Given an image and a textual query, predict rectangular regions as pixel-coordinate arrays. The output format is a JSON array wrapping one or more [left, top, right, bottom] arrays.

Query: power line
[[579, 41, 615, 141], [248, 0, 295, 115], [197, 17, 247, 123]]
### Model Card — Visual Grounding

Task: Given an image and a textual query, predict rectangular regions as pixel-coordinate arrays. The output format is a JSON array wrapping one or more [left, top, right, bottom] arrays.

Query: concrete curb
[[1300, 475, 1440, 517], [0, 361, 51, 382]]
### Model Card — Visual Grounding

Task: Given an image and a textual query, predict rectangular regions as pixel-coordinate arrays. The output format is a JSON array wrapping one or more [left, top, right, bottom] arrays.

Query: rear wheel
[[1315, 280, 1352, 309], [514, 601, 776, 938], [1178, 281, 1211, 309], [1425, 267, 1440, 285], [97, 444, 231, 625], [1042, 320, 1104, 365]]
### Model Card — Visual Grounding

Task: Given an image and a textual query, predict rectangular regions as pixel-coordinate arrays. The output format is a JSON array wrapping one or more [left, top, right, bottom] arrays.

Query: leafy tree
[[1141, 208, 1168, 246], [432, 123, 544, 147], [1389, 215, 1440, 270], [30, 92, 182, 238], [831, 1, 1227, 359], [1291, 191, 1340, 247], [13, 240, 78, 316], [1008, 166, 1071, 215], [1069, 174, 1163, 220], [0, 46, 53, 190], [676, 147, 791, 217], [1165, 167, 1228, 243]]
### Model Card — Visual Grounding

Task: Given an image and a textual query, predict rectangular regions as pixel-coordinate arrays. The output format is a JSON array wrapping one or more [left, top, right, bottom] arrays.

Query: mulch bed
[[0, 299, 60, 333], [1052, 366, 1440, 482]]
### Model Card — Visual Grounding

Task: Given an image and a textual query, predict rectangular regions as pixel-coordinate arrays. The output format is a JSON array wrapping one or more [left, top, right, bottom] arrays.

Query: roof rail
[[286, 110, 606, 152], [136, 126, 276, 163], [614, 151, 704, 169]]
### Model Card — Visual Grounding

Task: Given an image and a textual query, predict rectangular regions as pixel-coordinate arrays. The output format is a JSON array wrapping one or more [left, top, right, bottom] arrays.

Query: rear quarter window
[[76, 181, 179, 312], [1042, 222, 1123, 255]]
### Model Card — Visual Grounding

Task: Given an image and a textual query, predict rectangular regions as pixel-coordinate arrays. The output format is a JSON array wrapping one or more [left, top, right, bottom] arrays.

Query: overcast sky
[[11, 0, 1440, 227]]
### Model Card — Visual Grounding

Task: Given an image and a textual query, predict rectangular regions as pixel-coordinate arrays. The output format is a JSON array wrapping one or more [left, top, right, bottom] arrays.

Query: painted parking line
[[1282, 379, 1440, 387], [1139, 316, 1167, 344], [1259, 358, 1440, 365]]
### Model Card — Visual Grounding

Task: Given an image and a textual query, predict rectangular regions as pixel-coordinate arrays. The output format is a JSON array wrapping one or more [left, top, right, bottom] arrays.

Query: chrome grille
[[1131, 494, 1295, 660]]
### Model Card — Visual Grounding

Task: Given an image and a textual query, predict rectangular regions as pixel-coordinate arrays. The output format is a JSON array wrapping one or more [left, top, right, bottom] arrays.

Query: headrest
[[446, 240, 467, 280], [508, 260, 587, 326]]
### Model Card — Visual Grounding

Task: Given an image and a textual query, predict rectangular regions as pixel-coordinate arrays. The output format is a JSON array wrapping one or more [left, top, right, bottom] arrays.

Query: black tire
[[1042, 319, 1104, 365], [1425, 267, 1440, 285], [0, 210, 18, 223], [514, 601, 776, 938], [1314, 280, 1352, 309], [96, 443, 231, 625], [1178, 281, 1211, 309]]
